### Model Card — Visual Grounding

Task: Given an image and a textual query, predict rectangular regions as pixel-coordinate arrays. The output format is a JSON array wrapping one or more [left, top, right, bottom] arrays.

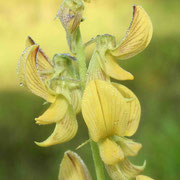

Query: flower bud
[[58, 151, 92, 180], [57, 0, 84, 53]]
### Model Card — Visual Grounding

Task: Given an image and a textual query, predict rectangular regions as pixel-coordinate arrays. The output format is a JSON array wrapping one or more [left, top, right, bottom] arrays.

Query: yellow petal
[[26, 36, 53, 75], [105, 164, 127, 180], [106, 159, 146, 180], [17, 45, 55, 102], [35, 95, 68, 125], [24, 45, 55, 102], [99, 138, 124, 165], [136, 175, 154, 180], [99, 53, 134, 80], [110, 5, 153, 60], [58, 151, 92, 180], [119, 159, 146, 178], [115, 137, 142, 157], [70, 89, 82, 114], [17, 47, 33, 87], [35, 107, 77, 147], [82, 80, 128, 142], [113, 83, 141, 136]]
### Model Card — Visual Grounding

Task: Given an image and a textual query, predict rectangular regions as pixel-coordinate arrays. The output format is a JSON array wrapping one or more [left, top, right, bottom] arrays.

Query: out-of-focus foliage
[[0, 0, 180, 179]]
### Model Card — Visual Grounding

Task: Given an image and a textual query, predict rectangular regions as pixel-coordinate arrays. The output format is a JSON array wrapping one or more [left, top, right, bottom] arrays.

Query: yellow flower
[[58, 151, 92, 180], [82, 80, 144, 179], [17, 37, 81, 147], [87, 5, 153, 82]]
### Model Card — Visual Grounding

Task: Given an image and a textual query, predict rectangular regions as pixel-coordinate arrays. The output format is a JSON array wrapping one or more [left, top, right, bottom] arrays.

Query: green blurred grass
[[0, 0, 180, 179]]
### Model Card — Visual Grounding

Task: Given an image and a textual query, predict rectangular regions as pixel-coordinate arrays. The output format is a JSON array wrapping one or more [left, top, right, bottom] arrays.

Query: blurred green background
[[0, 0, 180, 179]]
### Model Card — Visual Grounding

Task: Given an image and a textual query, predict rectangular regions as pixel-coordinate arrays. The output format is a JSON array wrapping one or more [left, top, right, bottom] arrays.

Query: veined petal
[[119, 159, 146, 178], [100, 53, 134, 80], [110, 5, 153, 60], [70, 89, 82, 114], [35, 107, 77, 147], [113, 83, 141, 136], [35, 95, 68, 125], [26, 36, 53, 78], [18, 45, 55, 102], [82, 80, 128, 142], [106, 159, 146, 180], [136, 175, 154, 180], [99, 138, 124, 165], [58, 151, 92, 180], [114, 136, 142, 157], [105, 164, 127, 180], [17, 47, 33, 87]]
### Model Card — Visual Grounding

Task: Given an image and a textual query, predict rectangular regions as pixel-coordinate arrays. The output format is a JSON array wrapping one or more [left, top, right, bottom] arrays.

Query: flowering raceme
[[17, 0, 154, 179], [17, 37, 81, 147]]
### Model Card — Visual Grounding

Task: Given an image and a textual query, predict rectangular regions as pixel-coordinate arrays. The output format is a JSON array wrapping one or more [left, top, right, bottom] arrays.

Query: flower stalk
[[90, 140, 106, 180], [75, 26, 105, 180], [75, 27, 87, 91]]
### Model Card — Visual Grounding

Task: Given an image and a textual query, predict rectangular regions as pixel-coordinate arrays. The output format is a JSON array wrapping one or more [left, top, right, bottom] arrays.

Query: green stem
[[90, 140, 106, 180], [76, 28, 87, 91], [75, 27, 105, 180]]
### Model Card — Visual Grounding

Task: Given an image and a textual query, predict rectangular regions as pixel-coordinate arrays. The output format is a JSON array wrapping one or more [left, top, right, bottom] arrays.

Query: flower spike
[[17, 1, 154, 178]]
